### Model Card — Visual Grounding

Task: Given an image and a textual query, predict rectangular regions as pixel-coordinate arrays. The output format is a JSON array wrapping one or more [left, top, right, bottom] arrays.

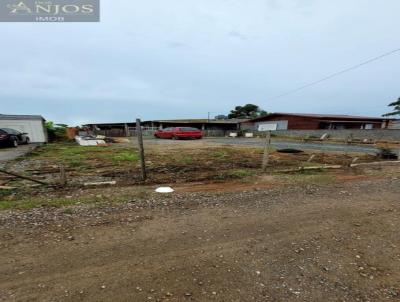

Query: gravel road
[[1, 176, 400, 301]]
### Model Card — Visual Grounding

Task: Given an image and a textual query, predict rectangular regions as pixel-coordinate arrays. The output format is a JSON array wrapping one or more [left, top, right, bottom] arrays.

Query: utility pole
[[136, 118, 147, 181]]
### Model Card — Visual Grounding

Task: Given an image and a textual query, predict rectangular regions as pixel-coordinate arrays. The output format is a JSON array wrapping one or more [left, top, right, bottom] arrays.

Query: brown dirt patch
[[1, 177, 400, 301]]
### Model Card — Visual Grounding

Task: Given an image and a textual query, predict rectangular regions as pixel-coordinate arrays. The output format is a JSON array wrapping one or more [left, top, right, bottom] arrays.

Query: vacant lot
[[0, 138, 384, 210], [1, 139, 399, 301], [0, 138, 378, 189]]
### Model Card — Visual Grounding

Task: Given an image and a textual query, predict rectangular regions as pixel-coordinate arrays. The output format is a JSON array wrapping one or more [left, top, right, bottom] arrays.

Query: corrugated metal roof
[[146, 119, 246, 124], [249, 112, 388, 122], [83, 119, 247, 127], [317, 120, 383, 123], [0, 114, 45, 121]]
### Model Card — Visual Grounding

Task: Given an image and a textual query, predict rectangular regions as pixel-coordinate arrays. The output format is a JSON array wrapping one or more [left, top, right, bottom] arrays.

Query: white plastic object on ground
[[155, 187, 174, 193]]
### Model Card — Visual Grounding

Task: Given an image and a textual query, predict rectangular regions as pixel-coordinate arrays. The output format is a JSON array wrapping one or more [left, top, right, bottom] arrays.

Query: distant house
[[388, 119, 400, 129], [241, 113, 390, 131], [0, 114, 47, 143], [141, 119, 244, 131], [84, 119, 245, 137]]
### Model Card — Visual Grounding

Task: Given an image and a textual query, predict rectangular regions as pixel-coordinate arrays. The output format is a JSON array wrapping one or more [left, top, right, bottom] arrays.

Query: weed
[[67, 157, 85, 167], [182, 156, 193, 164], [0, 189, 14, 198], [111, 151, 139, 162], [211, 151, 227, 158], [214, 169, 255, 180], [229, 169, 255, 178]]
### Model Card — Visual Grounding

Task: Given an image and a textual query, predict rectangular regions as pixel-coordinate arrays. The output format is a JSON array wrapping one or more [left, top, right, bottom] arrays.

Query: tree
[[227, 104, 268, 119], [383, 97, 400, 117], [214, 114, 228, 120], [45, 121, 68, 141]]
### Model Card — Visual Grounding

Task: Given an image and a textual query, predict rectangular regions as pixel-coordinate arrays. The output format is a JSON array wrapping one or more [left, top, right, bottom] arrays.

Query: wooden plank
[[0, 169, 48, 185]]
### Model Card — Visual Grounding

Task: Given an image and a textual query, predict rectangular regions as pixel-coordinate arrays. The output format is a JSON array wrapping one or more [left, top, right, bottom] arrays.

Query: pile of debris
[[75, 135, 117, 146]]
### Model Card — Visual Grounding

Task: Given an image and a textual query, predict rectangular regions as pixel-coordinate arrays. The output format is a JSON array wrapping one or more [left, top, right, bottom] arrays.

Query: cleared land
[[0, 138, 379, 191], [0, 139, 399, 301]]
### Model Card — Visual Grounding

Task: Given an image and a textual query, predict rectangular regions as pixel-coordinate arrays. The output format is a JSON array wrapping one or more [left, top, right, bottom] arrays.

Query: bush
[[45, 121, 68, 142]]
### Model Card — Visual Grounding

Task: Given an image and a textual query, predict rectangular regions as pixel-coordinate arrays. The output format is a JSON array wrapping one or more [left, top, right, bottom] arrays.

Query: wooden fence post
[[262, 131, 271, 171], [59, 164, 67, 187], [136, 118, 147, 181]]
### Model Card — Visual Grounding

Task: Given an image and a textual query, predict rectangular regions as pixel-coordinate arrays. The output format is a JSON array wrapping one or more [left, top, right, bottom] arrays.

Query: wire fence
[[92, 127, 400, 142], [94, 128, 228, 137]]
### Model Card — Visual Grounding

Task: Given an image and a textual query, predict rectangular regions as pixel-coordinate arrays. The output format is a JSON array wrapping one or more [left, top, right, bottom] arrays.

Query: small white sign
[[258, 124, 277, 131]]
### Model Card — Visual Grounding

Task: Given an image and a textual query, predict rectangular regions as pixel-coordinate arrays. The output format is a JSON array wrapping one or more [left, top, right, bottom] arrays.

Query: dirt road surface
[[1, 176, 400, 301], [0, 144, 39, 163]]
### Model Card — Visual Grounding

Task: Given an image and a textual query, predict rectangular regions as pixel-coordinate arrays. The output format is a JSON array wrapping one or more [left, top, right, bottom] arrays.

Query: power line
[[268, 48, 400, 101]]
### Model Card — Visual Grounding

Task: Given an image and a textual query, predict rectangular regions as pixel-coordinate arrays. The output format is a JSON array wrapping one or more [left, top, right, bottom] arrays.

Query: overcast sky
[[1, 0, 399, 125]]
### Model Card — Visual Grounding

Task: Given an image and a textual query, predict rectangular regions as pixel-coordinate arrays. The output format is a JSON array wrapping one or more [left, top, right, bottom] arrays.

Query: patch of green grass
[[0, 189, 14, 199], [211, 151, 228, 158], [214, 169, 256, 180], [110, 151, 139, 162], [66, 155, 86, 167], [17, 143, 139, 168], [182, 156, 194, 164], [0, 197, 77, 210]]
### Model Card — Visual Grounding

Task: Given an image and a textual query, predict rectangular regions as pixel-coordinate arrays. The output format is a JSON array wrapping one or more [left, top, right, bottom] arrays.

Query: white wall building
[[0, 114, 48, 143], [388, 119, 400, 129]]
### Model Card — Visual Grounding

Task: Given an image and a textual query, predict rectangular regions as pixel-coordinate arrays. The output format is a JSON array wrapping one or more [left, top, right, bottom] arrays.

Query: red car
[[154, 127, 203, 140]]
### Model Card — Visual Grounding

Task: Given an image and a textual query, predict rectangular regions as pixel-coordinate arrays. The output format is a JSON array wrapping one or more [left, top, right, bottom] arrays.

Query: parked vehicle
[[0, 128, 30, 147], [154, 127, 203, 140]]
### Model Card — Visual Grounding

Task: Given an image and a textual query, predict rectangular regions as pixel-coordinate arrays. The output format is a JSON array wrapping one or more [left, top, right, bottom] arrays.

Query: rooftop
[[84, 119, 247, 126], [0, 114, 45, 121], [249, 113, 388, 122], [144, 119, 246, 124]]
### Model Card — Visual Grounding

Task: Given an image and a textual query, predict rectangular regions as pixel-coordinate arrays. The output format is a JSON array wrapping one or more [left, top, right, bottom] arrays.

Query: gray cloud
[[1, 0, 399, 124]]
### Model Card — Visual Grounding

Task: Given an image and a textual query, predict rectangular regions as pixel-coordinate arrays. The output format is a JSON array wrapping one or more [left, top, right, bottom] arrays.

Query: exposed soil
[[0, 139, 380, 188], [1, 171, 400, 301]]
